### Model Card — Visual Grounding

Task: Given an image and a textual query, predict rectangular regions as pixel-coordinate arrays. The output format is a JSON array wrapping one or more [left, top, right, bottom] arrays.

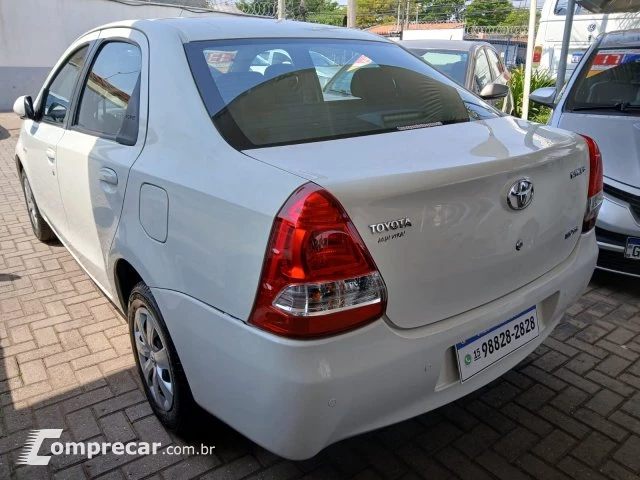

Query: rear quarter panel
[[110, 24, 305, 320]]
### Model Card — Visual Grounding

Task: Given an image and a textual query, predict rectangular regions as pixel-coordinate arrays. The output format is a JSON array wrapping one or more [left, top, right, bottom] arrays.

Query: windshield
[[566, 47, 640, 113], [408, 49, 468, 85], [185, 38, 499, 149]]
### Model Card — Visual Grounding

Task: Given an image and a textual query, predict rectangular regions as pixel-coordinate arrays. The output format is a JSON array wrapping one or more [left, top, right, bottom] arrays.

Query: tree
[[236, 0, 342, 23], [421, 0, 465, 23], [500, 8, 540, 27], [356, 0, 398, 29], [464, 0, 513, 27]]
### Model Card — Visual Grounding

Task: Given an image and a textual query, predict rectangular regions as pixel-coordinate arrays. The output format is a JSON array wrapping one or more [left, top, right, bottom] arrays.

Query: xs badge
[[369, 217, 412, 234], [570, 166, 586, 179]]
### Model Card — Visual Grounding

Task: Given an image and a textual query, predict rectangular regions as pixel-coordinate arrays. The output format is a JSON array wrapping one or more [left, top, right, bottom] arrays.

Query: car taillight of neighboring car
[[533, 46, 542, 66], [579, 134, 604, 233], [249, 183, 387, 338]]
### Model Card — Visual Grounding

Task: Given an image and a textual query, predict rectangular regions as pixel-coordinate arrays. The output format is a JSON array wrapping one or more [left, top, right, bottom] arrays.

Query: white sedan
[[13, 17, 600, 459]]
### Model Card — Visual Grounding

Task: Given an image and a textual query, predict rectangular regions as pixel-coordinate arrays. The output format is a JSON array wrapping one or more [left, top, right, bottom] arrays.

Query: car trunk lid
[[245, 116, 589, 329]]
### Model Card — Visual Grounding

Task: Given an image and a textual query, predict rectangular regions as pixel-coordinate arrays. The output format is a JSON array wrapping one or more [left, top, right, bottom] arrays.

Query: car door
[[20, 43, 94, 235], [54, 29, 148, 288]]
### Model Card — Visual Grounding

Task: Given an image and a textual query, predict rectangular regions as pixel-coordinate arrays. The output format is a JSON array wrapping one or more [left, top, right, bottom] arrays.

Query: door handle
[[45, 147, 56, 162], [99, 168, 118, 186]]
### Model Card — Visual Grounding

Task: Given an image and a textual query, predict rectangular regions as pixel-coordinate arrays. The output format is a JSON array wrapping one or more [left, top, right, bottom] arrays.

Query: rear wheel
[[20, 170, 54, 242], [128, 282, 196, 430]]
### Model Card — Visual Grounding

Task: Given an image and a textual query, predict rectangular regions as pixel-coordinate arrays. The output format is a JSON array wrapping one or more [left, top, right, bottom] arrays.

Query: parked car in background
[[534, 0, 640, 80], [249, 48, 341, 88], [530, 29, 640, 277], [14, 17, 599, 460], [399, 39, 513, 112]]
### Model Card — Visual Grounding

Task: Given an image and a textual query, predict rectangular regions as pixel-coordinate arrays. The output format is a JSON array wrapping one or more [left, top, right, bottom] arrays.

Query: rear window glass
[[566, 47, 640, 113], [409, 49, 468, 85], [185, 38, 499, 149]]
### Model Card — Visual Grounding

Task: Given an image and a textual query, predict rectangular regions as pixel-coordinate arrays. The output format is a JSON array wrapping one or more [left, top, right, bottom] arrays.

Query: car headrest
[[351, 67, 398, 101], [214, 71, 265, 103], [264, 63, 295, 80]]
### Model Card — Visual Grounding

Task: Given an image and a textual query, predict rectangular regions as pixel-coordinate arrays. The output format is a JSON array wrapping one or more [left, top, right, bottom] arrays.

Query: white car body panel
[[14, 17, 598, 459], [535, 0, 640, 78], [247, 118, 590, 328], [154, 229, 596, 459], [55, 28, 149, 288]]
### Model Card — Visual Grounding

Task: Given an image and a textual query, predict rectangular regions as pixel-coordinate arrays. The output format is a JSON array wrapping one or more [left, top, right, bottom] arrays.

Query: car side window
[[486, 48, 504, 80], [41, 46, 90, 125], [474, 50, 492, 93], [75, 41, 142, 142]]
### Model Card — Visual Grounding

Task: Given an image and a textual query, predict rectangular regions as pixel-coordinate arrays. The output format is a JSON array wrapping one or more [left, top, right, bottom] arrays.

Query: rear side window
[[185, 38, 499, 149], [566, 47, 640, 113], [76, 41, 142, 143]]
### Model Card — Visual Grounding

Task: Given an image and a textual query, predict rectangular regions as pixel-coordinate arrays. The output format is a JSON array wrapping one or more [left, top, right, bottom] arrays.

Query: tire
[[20, 170, 55, 242], [128, 282, 196, 431]]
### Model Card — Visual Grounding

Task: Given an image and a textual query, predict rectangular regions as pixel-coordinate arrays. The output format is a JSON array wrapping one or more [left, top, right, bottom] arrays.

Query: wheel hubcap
[[23, 177, 39, 229], [134, 307, 174, 411]]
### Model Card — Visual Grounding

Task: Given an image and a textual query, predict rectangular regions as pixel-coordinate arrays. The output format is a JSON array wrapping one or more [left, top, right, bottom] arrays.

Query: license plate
[[456, 306, 539, 383], [624, 237, 640, 260]]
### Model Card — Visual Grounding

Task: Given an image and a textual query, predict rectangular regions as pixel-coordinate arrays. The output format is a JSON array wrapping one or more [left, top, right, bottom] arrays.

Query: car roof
[[398, 39, 490, 52], [599, 29, 640, 48], [88, 16, 390, 43]]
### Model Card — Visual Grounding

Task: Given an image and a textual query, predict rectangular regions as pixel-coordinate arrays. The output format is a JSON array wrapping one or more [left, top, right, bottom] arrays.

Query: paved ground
[[1, 114, 640, 480]]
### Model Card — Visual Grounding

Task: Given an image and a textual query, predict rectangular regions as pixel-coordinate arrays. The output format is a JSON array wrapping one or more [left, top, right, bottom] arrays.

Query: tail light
[[249, 183, 387, 338], [579, 134, 603, 233], [533, 46, 542, 65]]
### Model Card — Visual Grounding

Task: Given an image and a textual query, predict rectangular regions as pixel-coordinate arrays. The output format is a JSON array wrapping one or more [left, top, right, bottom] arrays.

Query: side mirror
[[529, 87, 557, 109], [13, 95, 35, 120], [479, 82, 509, 100]]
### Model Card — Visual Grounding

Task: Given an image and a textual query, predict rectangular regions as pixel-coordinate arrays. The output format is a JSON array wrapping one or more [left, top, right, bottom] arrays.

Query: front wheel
[[128, 282, 196, 430], [20, 170, 54, 242]]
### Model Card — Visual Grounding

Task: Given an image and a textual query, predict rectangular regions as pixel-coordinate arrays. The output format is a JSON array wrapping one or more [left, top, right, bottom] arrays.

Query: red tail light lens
[[249, 183, 386, 338], [532, 46, 542, 65], [579, 134, 604, 233]]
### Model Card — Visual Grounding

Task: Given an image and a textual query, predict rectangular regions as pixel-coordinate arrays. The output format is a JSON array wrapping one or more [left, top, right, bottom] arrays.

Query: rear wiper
[[571, 102, 640, 112]]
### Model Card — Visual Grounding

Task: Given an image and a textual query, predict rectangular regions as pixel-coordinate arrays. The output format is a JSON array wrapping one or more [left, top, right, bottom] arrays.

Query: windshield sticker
[[587, 49, 640, 77]]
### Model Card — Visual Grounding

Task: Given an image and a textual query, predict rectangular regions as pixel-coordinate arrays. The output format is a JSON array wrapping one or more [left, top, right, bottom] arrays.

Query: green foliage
[[421, 0, 464, 22], [356, 0, 398, 29], [236, 0, 342, 23], [508, 66, 556, 122], [465, 0, 513, 27]]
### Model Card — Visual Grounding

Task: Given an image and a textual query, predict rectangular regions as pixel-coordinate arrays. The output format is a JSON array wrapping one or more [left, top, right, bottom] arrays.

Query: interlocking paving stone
[[2, 116, 640, 479]]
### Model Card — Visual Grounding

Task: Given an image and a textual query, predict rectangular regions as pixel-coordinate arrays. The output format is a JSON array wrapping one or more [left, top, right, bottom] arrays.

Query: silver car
[[399, 39, 512, 111], [531, 29, 640, 277]]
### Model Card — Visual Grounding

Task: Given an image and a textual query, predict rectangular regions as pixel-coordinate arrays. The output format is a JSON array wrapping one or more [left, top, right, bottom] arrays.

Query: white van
[[534, 1, 640, 78]]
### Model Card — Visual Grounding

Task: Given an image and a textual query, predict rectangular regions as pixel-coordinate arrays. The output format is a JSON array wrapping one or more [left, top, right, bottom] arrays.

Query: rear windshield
[[408, 49, 468, 85], [566, 47, 640, 114], [185, 38, 500, 149]]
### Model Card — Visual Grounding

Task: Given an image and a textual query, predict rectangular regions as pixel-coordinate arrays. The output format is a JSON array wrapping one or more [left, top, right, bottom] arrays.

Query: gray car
[[530, 29, 640, 277], [399, 39, 512, 111]]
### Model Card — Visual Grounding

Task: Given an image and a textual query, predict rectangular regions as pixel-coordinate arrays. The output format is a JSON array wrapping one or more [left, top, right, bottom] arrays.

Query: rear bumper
[[595, 190, 640, 277], [152, 231, 597, 460]]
